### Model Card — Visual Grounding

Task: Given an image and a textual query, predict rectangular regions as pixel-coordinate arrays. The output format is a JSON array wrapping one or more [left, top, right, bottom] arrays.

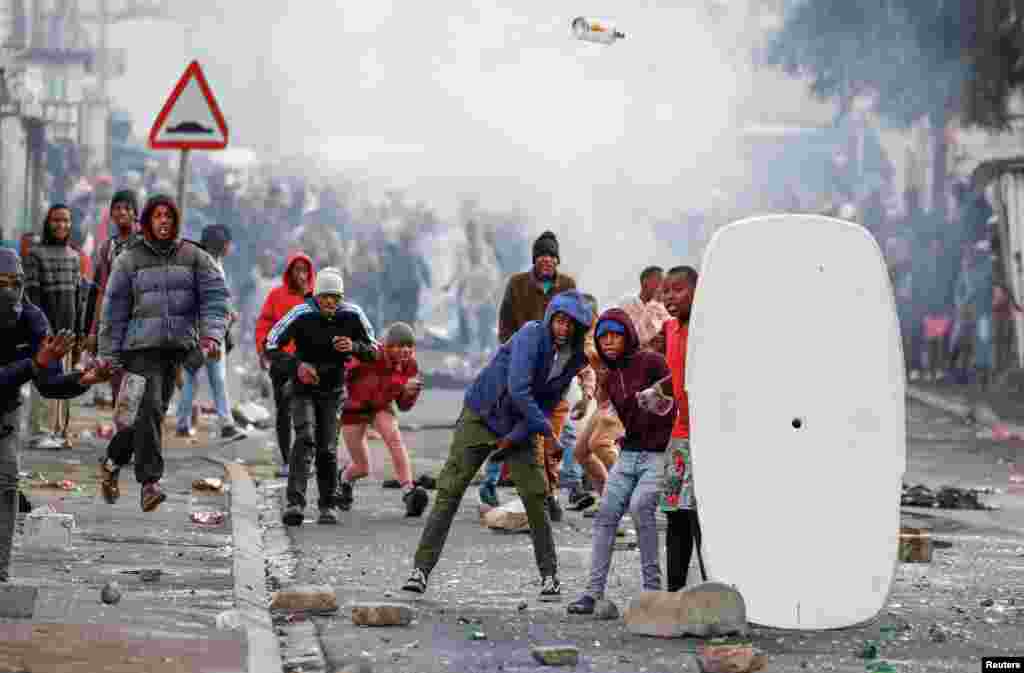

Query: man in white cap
[[265, 267, 377, 526]]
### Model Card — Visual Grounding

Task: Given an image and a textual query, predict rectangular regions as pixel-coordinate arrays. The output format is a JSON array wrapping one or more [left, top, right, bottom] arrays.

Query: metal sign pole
[[176, 148, 190, 227]]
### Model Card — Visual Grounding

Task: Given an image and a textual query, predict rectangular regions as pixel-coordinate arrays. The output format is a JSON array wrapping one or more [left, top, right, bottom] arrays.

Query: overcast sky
[[109, 1, 829, 300]]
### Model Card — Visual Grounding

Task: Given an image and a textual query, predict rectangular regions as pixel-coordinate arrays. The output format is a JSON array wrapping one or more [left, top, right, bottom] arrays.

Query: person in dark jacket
[[483, 231, 588, 519], [265, 267, 377, 527], [567, 308, 676, 615], [97, 195, 230, 513], [88, 189, 138, 408], [402, 290, 593, 602], [175, 224, 242, 439], [0, 248, 111, 583], [22, 204, 83, 449]]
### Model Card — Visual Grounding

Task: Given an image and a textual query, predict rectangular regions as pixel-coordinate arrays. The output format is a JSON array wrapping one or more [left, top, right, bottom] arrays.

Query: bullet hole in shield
[[792, 418, 803, 429]]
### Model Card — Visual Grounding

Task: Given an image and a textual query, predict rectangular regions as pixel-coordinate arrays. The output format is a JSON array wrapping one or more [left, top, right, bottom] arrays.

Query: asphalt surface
[[4, 364, 1024, 672], [263, 385, 1024, 673]]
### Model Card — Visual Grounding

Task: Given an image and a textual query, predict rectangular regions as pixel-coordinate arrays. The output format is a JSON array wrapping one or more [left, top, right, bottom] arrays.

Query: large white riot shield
[[685, 214, 906, 630]]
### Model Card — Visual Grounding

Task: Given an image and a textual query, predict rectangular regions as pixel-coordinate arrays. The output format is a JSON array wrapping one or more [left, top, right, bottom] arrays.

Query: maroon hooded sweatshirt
[[594, 307, 677, 453]]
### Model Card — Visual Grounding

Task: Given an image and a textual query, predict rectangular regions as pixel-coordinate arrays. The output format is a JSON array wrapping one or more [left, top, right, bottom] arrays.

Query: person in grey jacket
[[96, 195, 230, 512]]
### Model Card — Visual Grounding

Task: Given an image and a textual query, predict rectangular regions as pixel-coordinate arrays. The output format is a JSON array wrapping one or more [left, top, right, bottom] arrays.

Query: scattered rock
[[898, 526, 932, 563], [595, 599, 620, 620], [0, 584, 37, 618], [695, 643, 766, 673], [531, 645, 579, 666], [517, 601, 528, 611], [192, 478, 224, 492], [139, 569, 162, 583], [100, 581, 121, 605], [928, 623, 948, 643], [351, 602, 414, 626], [980, 598, 995, 607], [270, 585, 338, 613], [625, 582, 747, 638], [215, 609, 244, 630], [482, 499, 529, 532]]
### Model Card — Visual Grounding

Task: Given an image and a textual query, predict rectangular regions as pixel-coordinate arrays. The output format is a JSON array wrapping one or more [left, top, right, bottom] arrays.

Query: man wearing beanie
[[89, 189, 138, 407], [265, 267, 377, 527], [97, 195, 230, 513], [482, 230, 591, 521]]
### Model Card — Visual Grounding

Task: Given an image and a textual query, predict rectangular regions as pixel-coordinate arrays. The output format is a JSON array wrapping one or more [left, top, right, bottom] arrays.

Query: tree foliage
[[764, 0, 1024, 131]]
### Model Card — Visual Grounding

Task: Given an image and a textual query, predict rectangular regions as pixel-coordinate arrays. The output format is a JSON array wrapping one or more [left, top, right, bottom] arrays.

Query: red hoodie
[[255, 252, 315, 356], [343, 352, 421, 416]]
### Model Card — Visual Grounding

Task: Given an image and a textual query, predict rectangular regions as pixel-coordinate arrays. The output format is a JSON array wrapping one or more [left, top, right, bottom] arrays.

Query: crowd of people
[[2, 157, 1019, 607], [878, 184, 1018, 387]]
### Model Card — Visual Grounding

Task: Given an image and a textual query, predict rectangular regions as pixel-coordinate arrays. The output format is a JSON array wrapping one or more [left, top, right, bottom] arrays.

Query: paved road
[[263, 389, 1024, 673]]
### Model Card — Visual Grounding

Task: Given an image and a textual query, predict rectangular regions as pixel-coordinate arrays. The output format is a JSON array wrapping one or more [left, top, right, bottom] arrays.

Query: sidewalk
[[1, 394, 281, 673]]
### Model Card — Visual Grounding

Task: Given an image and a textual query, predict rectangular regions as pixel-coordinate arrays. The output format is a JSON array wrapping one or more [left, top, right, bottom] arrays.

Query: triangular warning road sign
[[149, 61, 229, 150]]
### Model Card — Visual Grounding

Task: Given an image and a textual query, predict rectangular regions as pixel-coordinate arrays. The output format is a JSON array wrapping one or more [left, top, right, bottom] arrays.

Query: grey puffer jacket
[[98, 195, 229, 363]]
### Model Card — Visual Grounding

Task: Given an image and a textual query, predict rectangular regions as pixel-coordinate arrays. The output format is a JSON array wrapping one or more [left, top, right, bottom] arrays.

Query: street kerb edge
[[225, 462, 283, 673]]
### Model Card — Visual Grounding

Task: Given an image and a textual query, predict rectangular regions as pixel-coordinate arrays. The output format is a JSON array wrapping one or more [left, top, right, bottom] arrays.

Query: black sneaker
[[539, 576, 561, 602], [335, 481, 354, 511], [402, 568, 428, 594], [568, 490, 596, 511], [547, 495, 563, 523], [221, 425, 244, 440], [317, 506, 338, 524], [415, 474, 437, 490], [403, 486, 429, 517], [282, 504, 304, 527], [567, 595, 596, 614], [382, 479, 402, 489]]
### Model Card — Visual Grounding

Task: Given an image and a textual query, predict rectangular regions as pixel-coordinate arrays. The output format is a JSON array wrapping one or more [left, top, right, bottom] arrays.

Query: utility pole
[[97, 0, 109, 172]]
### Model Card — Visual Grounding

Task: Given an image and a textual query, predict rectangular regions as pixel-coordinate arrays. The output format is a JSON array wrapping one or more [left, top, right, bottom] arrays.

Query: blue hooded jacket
[[464, 289, 594, 444], [0, 249, 88, 411]]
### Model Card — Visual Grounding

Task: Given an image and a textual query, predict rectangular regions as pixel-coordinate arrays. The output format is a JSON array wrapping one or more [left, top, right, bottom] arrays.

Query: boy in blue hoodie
[[402, 290, 593, 602]]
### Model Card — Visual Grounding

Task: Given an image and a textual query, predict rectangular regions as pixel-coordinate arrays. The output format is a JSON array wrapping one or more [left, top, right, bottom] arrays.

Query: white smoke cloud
[[108, 1, 824, 302]]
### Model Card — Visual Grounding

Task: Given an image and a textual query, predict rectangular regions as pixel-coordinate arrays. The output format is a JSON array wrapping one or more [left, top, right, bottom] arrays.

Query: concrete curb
[[905, 386, 972, 420], [225, 462, 284, 673], [906, 385, 1024, 436]]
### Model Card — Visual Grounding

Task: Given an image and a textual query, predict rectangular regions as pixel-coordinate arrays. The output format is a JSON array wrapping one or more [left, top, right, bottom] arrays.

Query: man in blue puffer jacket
[[96, 195, 230, 512], [401, 290, 593, 602]]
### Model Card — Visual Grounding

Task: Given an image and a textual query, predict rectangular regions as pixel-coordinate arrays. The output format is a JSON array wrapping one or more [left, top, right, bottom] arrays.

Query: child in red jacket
[[335, 322, 428, 517]]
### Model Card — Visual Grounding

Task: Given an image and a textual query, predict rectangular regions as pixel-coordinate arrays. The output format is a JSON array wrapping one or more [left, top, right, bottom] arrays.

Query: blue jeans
[[558, 417, 582, 490], [176, 357, 231, 431], [586, 449, 662, 598], [483, 458, 501, 486]]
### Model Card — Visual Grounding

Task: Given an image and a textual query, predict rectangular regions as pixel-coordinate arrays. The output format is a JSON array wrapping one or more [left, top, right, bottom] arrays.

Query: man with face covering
[[0, 249, 111, 583], [97, 195, 230, 513], [265, 267, 377, 527], [22, 204, 86, 449]]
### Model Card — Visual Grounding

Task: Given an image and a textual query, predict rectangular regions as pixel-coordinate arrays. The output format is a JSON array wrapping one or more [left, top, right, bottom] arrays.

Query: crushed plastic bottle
[[113, 372, 146, 429]]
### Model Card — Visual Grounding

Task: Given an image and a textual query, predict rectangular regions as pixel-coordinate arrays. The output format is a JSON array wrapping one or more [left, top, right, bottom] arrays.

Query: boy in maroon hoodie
[[567, 308, 677, 614]]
